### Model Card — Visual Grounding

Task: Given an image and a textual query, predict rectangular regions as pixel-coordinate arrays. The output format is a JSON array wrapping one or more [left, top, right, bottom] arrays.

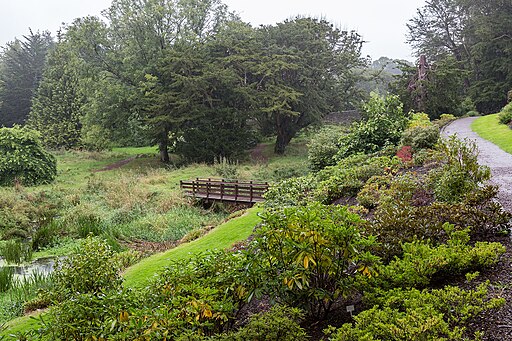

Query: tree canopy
[[405, 0, 512, 115]]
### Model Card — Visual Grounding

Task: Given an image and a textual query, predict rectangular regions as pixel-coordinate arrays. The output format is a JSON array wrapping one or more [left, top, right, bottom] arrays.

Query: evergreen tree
[[0, 30, 53, 127], [407, 0, 512, 114], [28, 40, 85, 149], [254, 18, 367, 154]]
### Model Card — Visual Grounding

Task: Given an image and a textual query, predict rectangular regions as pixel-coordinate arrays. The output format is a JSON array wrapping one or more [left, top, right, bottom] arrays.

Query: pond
[[0, 257, 57, 280]]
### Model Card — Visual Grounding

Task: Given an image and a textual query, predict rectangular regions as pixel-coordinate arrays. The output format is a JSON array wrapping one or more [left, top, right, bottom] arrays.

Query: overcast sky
[[0, 0, 426, 61]]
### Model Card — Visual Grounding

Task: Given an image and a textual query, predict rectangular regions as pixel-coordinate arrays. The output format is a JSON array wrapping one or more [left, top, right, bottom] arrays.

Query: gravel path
[[444, 117, 512, 340], [443, 117, 512, 210]]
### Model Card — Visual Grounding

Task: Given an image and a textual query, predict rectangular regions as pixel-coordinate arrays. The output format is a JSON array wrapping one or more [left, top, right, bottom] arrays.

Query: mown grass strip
[[122, 205, 263, 288], [472, 114, 512, 154], [1, 314, 44, 338]]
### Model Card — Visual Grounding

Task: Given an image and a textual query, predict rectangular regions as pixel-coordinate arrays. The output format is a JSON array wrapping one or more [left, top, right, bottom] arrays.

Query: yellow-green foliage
[[408, 112, 432, 128]]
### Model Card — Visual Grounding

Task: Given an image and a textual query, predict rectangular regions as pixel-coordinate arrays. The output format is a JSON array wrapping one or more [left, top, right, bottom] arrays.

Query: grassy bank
[[471, 114, 512, 154], [123, 205, 262, 288]]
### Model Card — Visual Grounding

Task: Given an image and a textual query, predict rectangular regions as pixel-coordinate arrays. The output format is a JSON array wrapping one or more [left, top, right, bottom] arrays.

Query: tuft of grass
[[122, 205, 262, 288], [472, 114, 512, 154]]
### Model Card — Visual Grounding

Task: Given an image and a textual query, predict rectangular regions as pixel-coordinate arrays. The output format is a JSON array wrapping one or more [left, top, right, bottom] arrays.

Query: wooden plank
[[180, 178, 268, 204]]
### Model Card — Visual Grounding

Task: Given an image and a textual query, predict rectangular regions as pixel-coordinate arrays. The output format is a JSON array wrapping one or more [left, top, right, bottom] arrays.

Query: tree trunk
[[274, 126, 294, 154], [274, 114, 296, 154], [158, 130, 170, 163]]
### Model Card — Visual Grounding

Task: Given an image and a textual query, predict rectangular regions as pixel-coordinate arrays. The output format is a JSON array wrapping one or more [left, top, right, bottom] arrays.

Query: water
[[0, 257, 57, 280]]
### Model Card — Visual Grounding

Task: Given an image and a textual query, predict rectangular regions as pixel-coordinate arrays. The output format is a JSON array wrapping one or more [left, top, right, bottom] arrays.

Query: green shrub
[[356, 175, 393, 209], [369, 185, 509, 260], [252, 204, 379, 318], [328, 283, 503, 341], [336, 94, 408, 159], [215, 305, 307, 341], [429, 136, 490, 203], [47, 236, 122, 302], [0, 126, 57, 186], [498, 102, 512, 125], [378, 225, 505, 289], [407, 112, 431, 128], [316, 155, 399, 203], [307, 125, 345, 171], [264, 175, 318, 207], [412, 148, 431, 166], [45, 289, 141, 340], [433, 114, 456, 128], [400, 125, 440, 151], [458, 96, 477, 116]]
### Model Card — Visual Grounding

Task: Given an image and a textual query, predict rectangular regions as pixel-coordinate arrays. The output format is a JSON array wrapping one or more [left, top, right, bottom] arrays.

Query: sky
[[0, 0, 426, 61]]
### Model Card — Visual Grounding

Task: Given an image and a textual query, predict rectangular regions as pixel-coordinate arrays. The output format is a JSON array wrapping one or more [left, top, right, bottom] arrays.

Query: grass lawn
[[471, 114, 512, 154], [123, 205, 263, 288]]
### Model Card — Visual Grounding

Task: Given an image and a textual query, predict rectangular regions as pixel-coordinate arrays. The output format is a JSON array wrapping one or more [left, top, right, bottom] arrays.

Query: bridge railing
[[180, 178, 269, 203]]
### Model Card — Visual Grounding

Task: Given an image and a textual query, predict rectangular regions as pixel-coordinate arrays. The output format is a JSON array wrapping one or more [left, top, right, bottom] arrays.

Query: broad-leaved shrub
[[307, 125, 345, 171], [0, 126, 56, 186], [252, 204, 379, 318], [378, 225, 505, 289], [336, 94, 408, 159], [498, 102, 512, 125], [429, 136, 490, 203], [47, 236, 122, 302]]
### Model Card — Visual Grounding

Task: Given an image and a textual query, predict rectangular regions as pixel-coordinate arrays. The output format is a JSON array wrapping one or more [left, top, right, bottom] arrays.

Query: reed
[[0, 240, 33, 265], [0, 267, 14, 292]]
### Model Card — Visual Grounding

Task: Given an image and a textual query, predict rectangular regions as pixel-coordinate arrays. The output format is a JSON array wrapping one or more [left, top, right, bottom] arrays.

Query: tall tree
[[463, 0, 512, 112], [254, 18, 367, 154], [68, 0, 235, 162], [407, 0, 512, 113], [28, 38, 86, 149], [0, 30, 53, 127]]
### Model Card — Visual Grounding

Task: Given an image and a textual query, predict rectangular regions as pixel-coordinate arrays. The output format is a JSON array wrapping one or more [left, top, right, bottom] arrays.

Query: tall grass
[[0, 270, 52, 324], [1, 240, 33, 265]]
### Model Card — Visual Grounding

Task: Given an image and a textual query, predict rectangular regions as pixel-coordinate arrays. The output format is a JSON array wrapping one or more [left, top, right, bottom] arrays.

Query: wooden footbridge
[[180, 178, 269, 204]]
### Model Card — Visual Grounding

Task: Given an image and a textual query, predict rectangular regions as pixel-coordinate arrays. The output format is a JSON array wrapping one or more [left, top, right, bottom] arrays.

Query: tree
[[463, 0, 512, 112], [67, 0, 236, 162], [0, 30, 54, 127], [172, 21, 260, 162], [407, 0, 512, 114], [254, 18, 367, 154], [407, 0, 471, 64], [28, 39, 85, 149]]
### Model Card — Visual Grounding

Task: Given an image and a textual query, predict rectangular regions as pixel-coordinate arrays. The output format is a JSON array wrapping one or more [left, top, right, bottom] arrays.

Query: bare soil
[[249, 143, 268, 163], [92, 155, 141, 172]]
